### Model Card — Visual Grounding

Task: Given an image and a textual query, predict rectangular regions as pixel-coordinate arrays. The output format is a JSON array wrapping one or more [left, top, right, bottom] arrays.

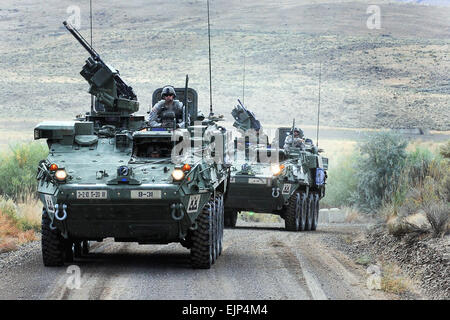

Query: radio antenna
[[316, 62, 322, 148], [242, 55, 245, 105], [90, 0, 94, 112], [207, 0, 213, 117]]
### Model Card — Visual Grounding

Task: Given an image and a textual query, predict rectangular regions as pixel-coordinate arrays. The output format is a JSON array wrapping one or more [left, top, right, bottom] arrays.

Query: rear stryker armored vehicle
[[273, 124, 328, 231], [35, 22, 230, 269], [225, 102, 328, 231]]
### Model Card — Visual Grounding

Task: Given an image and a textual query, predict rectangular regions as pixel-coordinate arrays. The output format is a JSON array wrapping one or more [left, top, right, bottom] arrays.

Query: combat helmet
[[161, 86, 176, 98], [293, 127, 304, 138]]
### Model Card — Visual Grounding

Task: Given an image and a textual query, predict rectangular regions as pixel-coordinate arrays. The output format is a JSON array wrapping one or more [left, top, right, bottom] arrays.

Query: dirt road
[[0, 221, 395, 300]]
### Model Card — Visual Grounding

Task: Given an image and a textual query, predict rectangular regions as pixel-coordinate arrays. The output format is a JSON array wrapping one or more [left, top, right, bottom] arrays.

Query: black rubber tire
[[224, 209, 238, 228], [299, 192, 307, 231], [65, 241, 74, 263], [211, 200, 218, 264], [311, 193, 320, 231], [41, 209, 65, 267], [82, 240, 90, 255], [305, 193, 314, 231], [285, 192, 300, 231], [74, 241, 82, 258], [216, 194, 224, 256], [190, 201, 214, 269]]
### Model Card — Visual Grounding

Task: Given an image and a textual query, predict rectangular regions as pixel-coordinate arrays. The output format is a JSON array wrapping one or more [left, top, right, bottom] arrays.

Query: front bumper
[[38, 183, 211, 243]]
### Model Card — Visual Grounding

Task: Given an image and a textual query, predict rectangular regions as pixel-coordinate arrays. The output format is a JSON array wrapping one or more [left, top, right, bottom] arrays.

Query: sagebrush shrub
[[0, 142, 48, 201], [321, 153, 358, 208], [426, 202, 449, 237], [351, 132, 408, 213]]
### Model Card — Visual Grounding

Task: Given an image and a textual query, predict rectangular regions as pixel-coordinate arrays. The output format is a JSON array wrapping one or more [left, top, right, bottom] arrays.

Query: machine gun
[[231, 99, 261, 132], [63, 21, 139, 114]]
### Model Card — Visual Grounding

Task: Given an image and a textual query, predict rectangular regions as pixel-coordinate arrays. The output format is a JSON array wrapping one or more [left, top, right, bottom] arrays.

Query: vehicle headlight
[[271, 164, 285, 176], [172, 169, 185, 181], [55, 169, 68, 181]]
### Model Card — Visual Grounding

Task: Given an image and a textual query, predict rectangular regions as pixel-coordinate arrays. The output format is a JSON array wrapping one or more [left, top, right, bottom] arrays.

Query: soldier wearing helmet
[[148, 86, 188, 128], [283, 127, 305, 149]]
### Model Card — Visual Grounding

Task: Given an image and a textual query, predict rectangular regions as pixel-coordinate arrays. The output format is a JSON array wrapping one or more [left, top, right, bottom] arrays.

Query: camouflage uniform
[[148, 100, 187, 127], [283, 135, 305, 149], [283, 128, 305, 149]]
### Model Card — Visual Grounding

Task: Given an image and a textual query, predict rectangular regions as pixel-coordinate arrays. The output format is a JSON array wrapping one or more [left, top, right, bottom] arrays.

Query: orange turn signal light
[[49, 164, 58, 172], [182, 164, 191, 172]]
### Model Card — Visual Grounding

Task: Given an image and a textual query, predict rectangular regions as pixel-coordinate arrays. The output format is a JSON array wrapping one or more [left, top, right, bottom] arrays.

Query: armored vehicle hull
[[36, 117, 229, 269]]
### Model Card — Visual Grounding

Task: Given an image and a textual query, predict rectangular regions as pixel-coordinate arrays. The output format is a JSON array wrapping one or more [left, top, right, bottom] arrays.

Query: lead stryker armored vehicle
[[34, 22, 230, 269], [224, 102, 328, 231]]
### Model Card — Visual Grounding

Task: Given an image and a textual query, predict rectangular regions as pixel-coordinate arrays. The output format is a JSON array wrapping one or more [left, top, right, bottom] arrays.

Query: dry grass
[[319, 139, 357, 162], [0, 195, 40, 253], [426, 203, 449, 238], [15, 194, 42, 230], [0, 210, 37, 253], [380, 264, 410, 295], [406, 140, 447, 155], [344, 207, 363, 223]]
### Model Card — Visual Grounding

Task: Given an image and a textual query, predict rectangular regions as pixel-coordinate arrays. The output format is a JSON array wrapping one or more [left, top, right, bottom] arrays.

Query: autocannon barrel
[[63, 21, 100, 60]]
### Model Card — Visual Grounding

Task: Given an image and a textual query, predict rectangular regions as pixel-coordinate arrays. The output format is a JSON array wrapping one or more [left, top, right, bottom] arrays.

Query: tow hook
[[54, 204, 68, 221], [170, 203, 185, 221], [272, 187, 280, 198]]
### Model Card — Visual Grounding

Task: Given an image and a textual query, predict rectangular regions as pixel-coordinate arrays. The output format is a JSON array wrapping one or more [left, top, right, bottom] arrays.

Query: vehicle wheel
[[305, 193, 314, 231], [224, 208, 238, 228], [311, 193, 320, 231], [73, 241, 82, 258], [299, 192, 307, 231], [285, 192, 300, 231], [190, 199, 214, 269], [42, 209, 65, 266], [82, 240, 90, 255], [211, 200, 218, 264], [65, 241, 74, 263], [216, 193, 224, 256]]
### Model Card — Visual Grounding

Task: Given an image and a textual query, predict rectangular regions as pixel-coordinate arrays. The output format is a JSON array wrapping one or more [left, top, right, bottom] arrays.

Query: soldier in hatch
[[283, 127, 305, 149], [148, 86, 188, 128]]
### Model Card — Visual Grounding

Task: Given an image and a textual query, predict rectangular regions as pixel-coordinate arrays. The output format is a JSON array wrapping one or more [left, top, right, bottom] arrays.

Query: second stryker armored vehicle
[[34, 22, 230, 269], [224, 102, 328, 231], [274, 125, 328, 231]]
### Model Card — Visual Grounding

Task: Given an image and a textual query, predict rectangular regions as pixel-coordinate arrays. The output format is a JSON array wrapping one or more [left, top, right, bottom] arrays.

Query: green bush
[[0, 142, 48, 201], [321, 153, 358, 208], [440, 140, 450, 159], [381, 140, 449, 237], [351, 132, 408, 213], [405, 146, 436, 186]]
